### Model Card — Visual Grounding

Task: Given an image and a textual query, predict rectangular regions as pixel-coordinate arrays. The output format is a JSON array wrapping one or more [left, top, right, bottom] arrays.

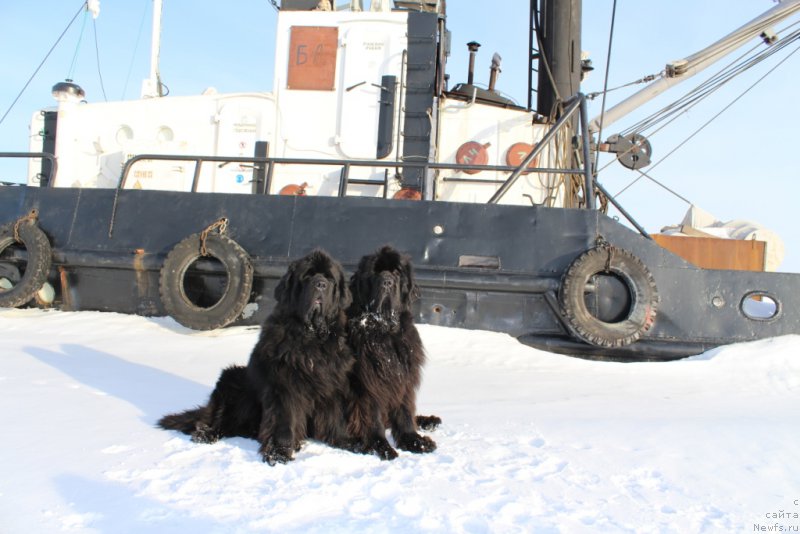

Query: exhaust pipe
[[467, 41, 481, 85], [488, 53, 502, 92]]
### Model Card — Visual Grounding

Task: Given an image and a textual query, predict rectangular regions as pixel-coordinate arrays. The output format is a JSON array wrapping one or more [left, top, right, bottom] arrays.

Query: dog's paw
[[190, 423, 219, 444], [260, 444, 294, 465], [373, 438, 399, 461], [377, 444, 399, 461], [350, 437, 398, 460], [415, 414, 442, 431], [396, 432, 436, 454]]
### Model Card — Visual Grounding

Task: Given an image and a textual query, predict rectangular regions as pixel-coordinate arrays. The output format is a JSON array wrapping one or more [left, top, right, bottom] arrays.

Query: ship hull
[[2, 185, 799, 361]]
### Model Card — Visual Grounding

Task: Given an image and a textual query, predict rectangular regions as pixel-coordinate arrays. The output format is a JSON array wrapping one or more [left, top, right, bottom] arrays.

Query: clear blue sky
[[1, 1, 798, 270]]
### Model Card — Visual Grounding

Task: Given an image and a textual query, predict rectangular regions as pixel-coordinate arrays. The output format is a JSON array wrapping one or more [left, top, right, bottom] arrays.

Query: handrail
[[116, 103, 650, 241], [119, 153, 588, 200], [487, 95, 583, 204], [0, 152, 58, 187], [486, 93, 599, 207]]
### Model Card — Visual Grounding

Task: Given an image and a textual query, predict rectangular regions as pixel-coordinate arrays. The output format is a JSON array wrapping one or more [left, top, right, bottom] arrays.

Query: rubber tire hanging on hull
[[159, 233, 253, 330], [0, 221, 52, 308], [559, 245, 659, 348]]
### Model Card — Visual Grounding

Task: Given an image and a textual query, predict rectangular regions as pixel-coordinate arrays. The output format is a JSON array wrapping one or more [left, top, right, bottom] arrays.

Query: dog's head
[[275, 249, 351, 332], [349, 246, 419, 322]]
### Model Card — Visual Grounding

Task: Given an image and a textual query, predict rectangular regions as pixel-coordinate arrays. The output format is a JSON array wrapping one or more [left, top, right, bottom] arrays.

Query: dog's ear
[[399, 253, 421, 304], [335, 264, 352, 310], [349, 254, 373, 307], [274, 260, 298, 306]]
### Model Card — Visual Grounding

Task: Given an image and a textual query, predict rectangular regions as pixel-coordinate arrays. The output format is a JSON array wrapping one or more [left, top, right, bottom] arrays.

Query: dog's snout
[[381, 273, 394, 290], [314, 278, 329, 292]]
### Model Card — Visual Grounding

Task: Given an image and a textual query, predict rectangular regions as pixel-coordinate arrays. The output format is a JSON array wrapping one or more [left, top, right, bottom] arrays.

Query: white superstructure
[[27, 4, 569, 207]]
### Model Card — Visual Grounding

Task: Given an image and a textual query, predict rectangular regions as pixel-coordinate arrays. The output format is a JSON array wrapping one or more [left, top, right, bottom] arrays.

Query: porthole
[[157, 126, 174, 143], [741, 292, 780, 321], [115, 125, 134, 145]]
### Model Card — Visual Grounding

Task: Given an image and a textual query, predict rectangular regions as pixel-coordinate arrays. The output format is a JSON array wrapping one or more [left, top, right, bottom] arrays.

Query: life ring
[[279, 182, 308, 196], [456, 141, 490, 175], [0, 219, 52, 308], [159, 232, 253, 330], [505, 142, 539, 173], [558, 245, 659, 347], [392, 188, 422, 200]]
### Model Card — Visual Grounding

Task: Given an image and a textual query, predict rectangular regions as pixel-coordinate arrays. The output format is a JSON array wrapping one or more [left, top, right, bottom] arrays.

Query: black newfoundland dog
[[158, 249, 357, 465], [346, 245, 440, 460]]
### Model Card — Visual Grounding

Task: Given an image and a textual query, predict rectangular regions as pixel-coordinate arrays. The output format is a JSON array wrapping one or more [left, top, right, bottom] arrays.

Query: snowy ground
[[1, 308, 798, 533]]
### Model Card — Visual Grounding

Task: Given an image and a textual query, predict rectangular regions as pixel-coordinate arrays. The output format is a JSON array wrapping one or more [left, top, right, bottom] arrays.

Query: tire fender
[[159, 232, 253, 330], [0, 220, 52, 309], [559, 245, 659, 347]]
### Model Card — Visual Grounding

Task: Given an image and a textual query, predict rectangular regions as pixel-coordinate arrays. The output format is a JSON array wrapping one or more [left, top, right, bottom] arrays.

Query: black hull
[[3, 185, 800, 361]]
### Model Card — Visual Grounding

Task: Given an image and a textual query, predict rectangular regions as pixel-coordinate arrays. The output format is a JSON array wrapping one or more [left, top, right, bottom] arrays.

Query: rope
[[0, 1, 86, 127], [13, 209, 39, 243], [199, 218, 229, 256], [268, 0, 281, 11]]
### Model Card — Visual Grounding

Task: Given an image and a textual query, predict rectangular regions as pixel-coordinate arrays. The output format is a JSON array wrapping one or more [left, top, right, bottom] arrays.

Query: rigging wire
[[67, 8, 89, 80], [93, 18, 108, 101], [0, 1, 87, 127], [621, 21, 800, 138], [592, 0, 618, 175], [586, 73, 658, 100], [121, 0, 150, 100], [268, 0, 280, 11], [591, 37, 775, 178], [623, 168, 692, 206], [614, 40, 800, 200]]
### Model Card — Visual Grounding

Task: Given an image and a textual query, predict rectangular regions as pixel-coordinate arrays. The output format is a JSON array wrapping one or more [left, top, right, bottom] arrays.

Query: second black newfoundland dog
[[159, 249, 357, 465], [346, 245, 440, 460]]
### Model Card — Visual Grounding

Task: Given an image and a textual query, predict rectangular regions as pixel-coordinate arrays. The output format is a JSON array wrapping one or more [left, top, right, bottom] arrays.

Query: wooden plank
[[653, 234, 766, 271]]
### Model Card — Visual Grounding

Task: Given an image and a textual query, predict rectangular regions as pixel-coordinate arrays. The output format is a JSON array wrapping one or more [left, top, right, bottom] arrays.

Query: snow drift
[[1, 308, 798, 533]]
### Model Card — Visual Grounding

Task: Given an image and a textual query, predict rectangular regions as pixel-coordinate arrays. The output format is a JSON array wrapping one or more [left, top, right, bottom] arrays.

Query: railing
[[119, 153, 591, 203], [2, 94, 649, 237], [0, 152, 57, 187]]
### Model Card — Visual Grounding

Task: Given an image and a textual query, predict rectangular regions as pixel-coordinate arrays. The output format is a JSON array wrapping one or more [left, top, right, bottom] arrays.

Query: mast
[[536, 0, 582, 119], [141, 0, 164, 98]]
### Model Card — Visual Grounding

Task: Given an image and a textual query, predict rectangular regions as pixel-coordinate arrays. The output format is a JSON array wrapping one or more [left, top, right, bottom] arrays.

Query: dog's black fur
[[346, 245, 440, 460], [158, 249, 357, 465]]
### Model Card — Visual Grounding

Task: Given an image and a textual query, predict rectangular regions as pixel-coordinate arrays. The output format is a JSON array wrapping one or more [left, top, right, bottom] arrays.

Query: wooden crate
[[653, 233, 766, 271]]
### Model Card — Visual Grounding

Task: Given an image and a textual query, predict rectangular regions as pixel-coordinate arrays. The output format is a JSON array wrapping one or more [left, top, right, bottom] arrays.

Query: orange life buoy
[[456, 141, 490, 175], [278, 182, 308, 196], [506, 142, 539, 173], [392, 188, 422, 200]]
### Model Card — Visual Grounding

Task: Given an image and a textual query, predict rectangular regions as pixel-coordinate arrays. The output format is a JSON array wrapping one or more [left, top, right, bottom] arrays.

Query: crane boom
[[589, 0, 800, 134]]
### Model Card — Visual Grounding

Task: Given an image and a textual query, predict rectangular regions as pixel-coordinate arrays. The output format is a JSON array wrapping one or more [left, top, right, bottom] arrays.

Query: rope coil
[[199, 217, 229, 256]]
